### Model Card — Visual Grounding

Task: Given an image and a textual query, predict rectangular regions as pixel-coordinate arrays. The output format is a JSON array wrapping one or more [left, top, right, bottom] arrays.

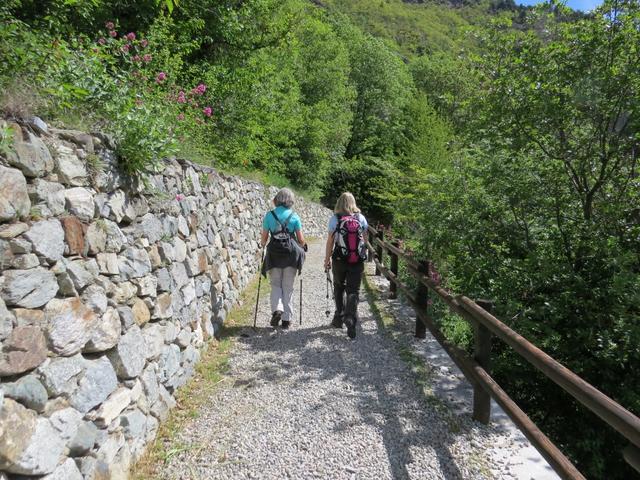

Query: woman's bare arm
[[324, 233, 334, 271], [296, 229, 306, 247]]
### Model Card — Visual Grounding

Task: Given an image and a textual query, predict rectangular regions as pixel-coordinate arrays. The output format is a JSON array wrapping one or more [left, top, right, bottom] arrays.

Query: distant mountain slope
[[318, 0, 526, 56]]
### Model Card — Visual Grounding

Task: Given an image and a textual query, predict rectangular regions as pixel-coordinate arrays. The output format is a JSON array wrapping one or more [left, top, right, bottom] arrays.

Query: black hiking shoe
[[344, 315, 356, 339], [281, 320, 290, 330], [331, 313, 343, 328], [270, 311, 282, 328]]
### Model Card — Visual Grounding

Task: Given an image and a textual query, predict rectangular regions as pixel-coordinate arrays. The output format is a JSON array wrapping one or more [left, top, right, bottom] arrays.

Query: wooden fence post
[[414, 260, 429, 338], [389, 240, 400, 299], [375, 228, 384, 276], [472, 299, 493, 424]]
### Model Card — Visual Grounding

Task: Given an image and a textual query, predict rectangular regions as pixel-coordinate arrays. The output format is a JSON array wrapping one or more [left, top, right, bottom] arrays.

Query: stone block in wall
[[44, 297, 97, 356], [96, 252, 119, 275], [131, 298, 150, 326], [60, 216, 86, 256], [182, 282, 196, 306], [107, 325, 145, 379], [41, 457, 83, 480], [86, 219, 127, 255], [8, 131, 54, 178], [1, 374, 47, 412], [0, 325, 47, 377], [9, 308, 42, 328], [0, 298, 14, 341], [54, 129, 95, 153], [116, 305, 135, 330], [69, 421, 98, 457], [155, 268, 172, 292], [1, 267, 59, 308], [82, 284, 108, 314], [84, 307, 121, 353], [66, 259, 99, 291], [133, 275, 157, 298], [142, 324, 164, 361], [152, 293, 173, 319], [149, 384, 175, 422], [157, 344, 180, 387], [93, 387, 131, 428], [22, 218, 64, 264], [148, 244, 162, 269], [49, 406, 83, 446], [69, 356, 118, 413], [65, 187, 95, 221], [31, 179, 66, 216], [93, 152, 122, 193], [137, 213, 163, 243], [53, 144, 88, 186], [0, 223, 29, 242], [38, 355, 86, 397], [15, 418, 65, 475], [173, 237, 187, 263], [118, 247, 151, 280]]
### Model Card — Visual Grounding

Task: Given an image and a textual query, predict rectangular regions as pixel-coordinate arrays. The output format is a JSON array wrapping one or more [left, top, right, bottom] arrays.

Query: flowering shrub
[[0, 12, 217, 175]]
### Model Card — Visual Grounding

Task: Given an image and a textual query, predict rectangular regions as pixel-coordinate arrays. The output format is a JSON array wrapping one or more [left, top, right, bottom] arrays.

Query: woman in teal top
[[260, 188, 307, 329]]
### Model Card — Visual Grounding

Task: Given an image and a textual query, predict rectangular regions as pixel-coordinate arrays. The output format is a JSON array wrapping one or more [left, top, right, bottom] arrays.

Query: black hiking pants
[[332, 260, 364, 320]]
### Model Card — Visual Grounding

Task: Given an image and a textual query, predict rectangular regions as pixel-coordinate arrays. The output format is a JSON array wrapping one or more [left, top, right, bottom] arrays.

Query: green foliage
[[0, 123, 14, 159], [397, 2, 640, 478]]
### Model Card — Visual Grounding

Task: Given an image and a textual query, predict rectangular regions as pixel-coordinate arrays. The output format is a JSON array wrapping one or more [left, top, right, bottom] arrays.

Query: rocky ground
[[156, 241, 554, 480]]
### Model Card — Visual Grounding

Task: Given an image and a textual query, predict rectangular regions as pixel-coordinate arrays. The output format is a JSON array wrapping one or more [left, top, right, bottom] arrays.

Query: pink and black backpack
[[333, 214, 367, 264]]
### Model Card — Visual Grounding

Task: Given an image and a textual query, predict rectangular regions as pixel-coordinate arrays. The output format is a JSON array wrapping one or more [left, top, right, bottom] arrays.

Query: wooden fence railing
[[367, 225, 640, 480]]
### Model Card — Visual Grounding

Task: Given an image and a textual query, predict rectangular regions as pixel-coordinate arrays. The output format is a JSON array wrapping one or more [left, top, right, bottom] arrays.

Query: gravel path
[[158, 242, 506, 479]]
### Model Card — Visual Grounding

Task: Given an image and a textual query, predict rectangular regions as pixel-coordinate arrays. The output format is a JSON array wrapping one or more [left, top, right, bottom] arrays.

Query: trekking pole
[[299, 276, 303, 325], [325, 269, 332, 317], [253, 246, 265, 329]]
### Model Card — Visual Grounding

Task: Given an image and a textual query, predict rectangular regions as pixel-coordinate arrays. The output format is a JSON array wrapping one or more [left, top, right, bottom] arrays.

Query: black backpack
[[267, 210, 295, 256]]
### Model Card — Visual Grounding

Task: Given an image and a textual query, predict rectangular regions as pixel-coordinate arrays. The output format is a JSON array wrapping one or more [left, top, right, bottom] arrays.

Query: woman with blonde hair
[[260, 188, 307, 329], [324, 192, 368, 339]]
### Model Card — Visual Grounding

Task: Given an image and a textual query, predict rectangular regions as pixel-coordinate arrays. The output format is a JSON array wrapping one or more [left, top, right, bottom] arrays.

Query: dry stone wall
[[0, 117, 331, 479]]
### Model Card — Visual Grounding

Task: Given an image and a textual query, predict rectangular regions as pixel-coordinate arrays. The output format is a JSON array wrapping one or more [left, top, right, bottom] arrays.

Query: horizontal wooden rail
[[457, 296, 640, 450], [365, 227, 640, 479]]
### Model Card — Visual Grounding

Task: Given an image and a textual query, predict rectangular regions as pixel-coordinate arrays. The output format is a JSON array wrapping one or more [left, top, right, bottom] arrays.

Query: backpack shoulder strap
[[283, 212, 294, 229], [270, 210, 285, 233]]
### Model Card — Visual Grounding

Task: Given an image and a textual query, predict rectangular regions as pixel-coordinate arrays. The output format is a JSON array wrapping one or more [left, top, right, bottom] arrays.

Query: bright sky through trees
[[517, 0, 601, 10]]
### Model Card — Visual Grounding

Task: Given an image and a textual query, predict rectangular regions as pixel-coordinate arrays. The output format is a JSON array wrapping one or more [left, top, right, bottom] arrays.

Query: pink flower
[[142, 53, 152, 63], [177, 113, 185, 121], [176, 194, 185, 201], [177, 91, 186, 103], [109, 30, 117, 38], [133, 55, 141, 62], [192, 83, 206, 95], [141, 39, 148, 48], [156, 72, 166, 83], [126, 32, 136, 41], [105, 21, 115, 30], [98, 38, 106, 45], [203, 106, 212, 117], [121, 44, 130, 53]]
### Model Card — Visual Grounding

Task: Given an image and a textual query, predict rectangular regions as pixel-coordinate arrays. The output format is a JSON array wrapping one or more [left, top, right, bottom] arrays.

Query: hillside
[[319, 0, 528, 56]]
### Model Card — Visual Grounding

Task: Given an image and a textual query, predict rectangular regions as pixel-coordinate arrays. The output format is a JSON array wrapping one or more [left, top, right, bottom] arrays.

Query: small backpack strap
[[282, 212, 294, 230], [270, 210, 285, 233]]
